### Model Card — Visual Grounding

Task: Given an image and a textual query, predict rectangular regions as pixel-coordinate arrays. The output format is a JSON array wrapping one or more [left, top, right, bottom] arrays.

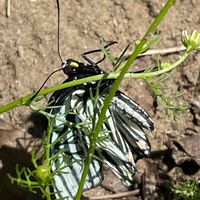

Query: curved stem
[[0, 46, 190, 114]]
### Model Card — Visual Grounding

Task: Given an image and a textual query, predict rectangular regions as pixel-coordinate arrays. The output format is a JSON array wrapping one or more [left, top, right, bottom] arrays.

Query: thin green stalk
[[45, 186, 51, 200], [0, 45, 190, 114], [42, 119, 54, 200], [44, 129, 52, 200], [45, 119, 53, 163], [75, 0, 175, 199]]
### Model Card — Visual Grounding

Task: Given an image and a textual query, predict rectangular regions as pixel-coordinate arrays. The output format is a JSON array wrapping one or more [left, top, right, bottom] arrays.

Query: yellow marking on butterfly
[[69, 61, 79, 67]]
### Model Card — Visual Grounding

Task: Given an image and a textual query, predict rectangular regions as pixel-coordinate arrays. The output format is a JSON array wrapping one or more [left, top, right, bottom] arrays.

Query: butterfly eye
[[69, 61, 79, 68]]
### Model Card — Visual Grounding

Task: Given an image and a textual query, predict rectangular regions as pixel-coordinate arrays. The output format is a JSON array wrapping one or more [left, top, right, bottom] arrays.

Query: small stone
[[17, 46, 24, 57]]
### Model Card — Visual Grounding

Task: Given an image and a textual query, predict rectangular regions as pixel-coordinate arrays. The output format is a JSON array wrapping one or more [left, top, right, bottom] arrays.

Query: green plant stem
[[75, 0, 175, 199], [45, 119, 52, 164], [44, 120, 52, 200], [45, 186, 51, 200], [0, 46, 190, 114], [9, 175, 39, 186]]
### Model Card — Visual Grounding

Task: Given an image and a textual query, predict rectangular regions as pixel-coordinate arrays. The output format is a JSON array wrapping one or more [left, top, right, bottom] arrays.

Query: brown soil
[[0, 0, 200, 200]]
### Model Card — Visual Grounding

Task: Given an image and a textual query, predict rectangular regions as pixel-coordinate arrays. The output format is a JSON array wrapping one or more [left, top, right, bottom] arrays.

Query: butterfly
[[48, 56, 154, 199]]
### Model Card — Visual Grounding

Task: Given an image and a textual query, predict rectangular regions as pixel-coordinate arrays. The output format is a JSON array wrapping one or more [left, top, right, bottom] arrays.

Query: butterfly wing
[[110, 91, 154, 158], [111, 91, 154, 131], [50, 88, 103, 199]]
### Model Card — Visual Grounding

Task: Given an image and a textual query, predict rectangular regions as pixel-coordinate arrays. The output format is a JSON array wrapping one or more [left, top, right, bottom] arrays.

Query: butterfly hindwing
[[110, 91, 154, 157], [111, 91, 154, 131]]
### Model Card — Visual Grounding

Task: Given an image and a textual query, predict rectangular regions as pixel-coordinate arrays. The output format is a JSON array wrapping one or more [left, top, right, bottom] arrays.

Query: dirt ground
[[0, 0, 200, 200]]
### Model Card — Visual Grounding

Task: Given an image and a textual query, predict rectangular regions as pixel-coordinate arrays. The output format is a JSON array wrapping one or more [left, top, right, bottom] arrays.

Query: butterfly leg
[[81, 41, 117, 65], [114, 43, 132, 68]]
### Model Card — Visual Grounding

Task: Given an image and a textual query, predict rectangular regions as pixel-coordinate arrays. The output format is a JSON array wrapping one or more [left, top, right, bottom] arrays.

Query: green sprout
[[172, 181, 200, 200]]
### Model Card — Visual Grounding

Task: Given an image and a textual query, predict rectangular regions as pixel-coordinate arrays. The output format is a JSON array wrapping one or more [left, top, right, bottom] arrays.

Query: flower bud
[[36, 164, 50, 182], [181, 30, 200, 50]]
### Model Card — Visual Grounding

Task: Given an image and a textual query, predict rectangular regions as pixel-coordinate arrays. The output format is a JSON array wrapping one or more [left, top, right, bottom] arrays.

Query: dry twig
[[6, 0, 10, 18], [138, 45, 186, 57], [84, 189, 140, 200]]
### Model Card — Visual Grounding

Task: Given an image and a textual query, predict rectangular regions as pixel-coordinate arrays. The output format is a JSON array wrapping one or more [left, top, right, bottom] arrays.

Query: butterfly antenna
[[30, 1, 64, 102], [30, 68, 62, 102], [56, 0, 64, 64]]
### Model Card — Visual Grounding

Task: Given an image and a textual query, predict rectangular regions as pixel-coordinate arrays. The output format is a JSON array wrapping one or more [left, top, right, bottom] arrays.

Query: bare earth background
[[0, 0, 200, 200]]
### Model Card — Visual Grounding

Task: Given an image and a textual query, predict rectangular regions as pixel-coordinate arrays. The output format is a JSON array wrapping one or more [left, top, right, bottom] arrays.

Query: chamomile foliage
[[172, 181, 200, 200]]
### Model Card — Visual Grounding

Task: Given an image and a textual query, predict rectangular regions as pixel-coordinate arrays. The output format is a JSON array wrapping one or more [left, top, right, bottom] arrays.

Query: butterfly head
[[62, 59, 82, 75]]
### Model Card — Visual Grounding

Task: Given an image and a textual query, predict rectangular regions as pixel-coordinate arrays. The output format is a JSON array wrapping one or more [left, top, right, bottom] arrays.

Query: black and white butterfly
[[48, 56, 154, 199]]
